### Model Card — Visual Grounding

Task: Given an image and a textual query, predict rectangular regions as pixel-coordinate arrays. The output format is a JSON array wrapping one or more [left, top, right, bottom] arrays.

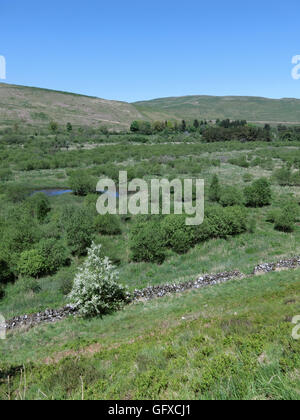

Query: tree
[[66, 122, 73, 132], [130, 121, 139, 132], [68, 242, 130, 317], [27, 193, 51, 222], [49, 121, 58, 133], [69, 171, 95, 196], [62, 206, 94, 255], [209, 175, 221, 202], [193, 119, 200, 129], [181, 120, 187, 132]]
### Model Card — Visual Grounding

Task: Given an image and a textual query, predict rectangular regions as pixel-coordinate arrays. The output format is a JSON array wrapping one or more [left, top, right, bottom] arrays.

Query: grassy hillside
[[134, 95, 300, 124], [0, 83, 143, 130], [2, 83, 300, 131], [1, 269, 300, 400]]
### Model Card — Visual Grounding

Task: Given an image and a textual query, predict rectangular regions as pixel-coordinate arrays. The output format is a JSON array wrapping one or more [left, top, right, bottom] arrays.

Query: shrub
[[94, 214, 122, 235], [219, 186, 244, 207], [17, 249, 45, 278], [161, 214, 194, 254], [274, 200, 299, 232], [62, 206, 94, 255], [244, 178, 272, 207], [273, 167, 292, 186], [68, 242, 130, 317], [223, 206, 248, 236], [274, 208, 295, 232], [27, 193, 51, 222], [130, 221, 166, 264], [1, 214, 42, 268], [205, 205, 247, 238], [37, 238, 70, 274], [69, 171, 95, 196], [208, 175, 221, 202]]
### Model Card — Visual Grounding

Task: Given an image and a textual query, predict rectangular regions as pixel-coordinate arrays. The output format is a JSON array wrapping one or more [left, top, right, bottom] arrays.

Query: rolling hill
[[134, 95, 300, 124], [0, 83, 143, 130], [1, 82, 300, 130]]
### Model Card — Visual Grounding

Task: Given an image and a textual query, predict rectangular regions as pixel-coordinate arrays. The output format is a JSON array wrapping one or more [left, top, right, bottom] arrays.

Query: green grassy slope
[[2, 82, 300, 130], [1, 270, 300, 400], [0, 83, 143, 130], [133, 95, 300, 124]]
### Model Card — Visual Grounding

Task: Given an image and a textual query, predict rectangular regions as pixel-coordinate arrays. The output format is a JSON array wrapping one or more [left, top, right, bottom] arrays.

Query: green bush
[[274, 209, 295, 233], [130, 221, 166, 264], [1, 212, 42, 269], [219, 186, 244, 207], [223, 206, 248, 236], [26, 193, 51, 222], [17, 249, 45, 278], [205, 205, 247, 238], [244, 178, 272, 207], [274, 200, 299, 232], [94, 214, 122, 235], [161, 214, 194, 254], [61, 206, 94, 255], [37, 238, 70, 274], [69, 171, 95, 196], [273, 167, 292, 186], [208, 175, 221, 202]]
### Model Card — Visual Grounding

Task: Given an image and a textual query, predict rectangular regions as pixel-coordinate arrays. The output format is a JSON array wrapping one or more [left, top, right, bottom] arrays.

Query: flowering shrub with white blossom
[[68, 242, 131, 317]]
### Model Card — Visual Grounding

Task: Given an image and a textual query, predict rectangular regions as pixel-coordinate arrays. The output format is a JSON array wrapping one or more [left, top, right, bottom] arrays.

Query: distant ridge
[[133, 95, 300, 124], [1, 82, 300, 130]]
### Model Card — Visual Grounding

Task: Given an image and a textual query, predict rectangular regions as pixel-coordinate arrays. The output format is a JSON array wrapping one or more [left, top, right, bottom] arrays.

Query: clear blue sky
[[1, 0, 300, 101]]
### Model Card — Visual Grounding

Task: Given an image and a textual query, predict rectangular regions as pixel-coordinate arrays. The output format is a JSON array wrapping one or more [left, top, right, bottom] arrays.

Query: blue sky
[[1, 0, 300, 101]]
